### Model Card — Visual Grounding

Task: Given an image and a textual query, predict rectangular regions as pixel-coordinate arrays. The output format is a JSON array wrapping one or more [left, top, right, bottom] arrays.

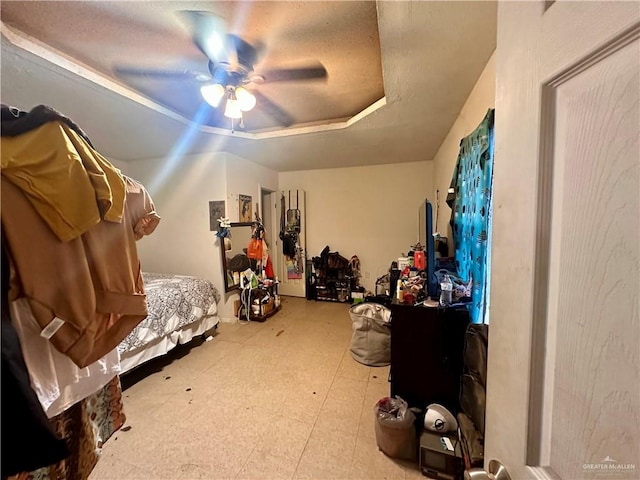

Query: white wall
[[126, 152, 227, 279], [126, 151, 278, 321], [279, 161, 433, 293], [226, 152, 279, 223], [432, 51, 496, 241]]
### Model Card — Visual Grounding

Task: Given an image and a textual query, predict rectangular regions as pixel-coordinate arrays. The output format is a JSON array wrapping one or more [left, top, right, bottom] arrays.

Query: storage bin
[[374, 396, 417, 460]]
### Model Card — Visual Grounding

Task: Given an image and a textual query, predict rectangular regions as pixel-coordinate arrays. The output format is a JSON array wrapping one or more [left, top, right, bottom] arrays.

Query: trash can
[[349, 303, 391, 366], [374, 396, 417, 460]]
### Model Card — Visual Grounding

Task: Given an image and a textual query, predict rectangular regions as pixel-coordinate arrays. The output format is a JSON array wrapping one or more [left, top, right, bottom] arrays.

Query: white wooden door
[[485, 2, 639, 479], [273, 189, 307, 298], [265, 191, 279, 286]]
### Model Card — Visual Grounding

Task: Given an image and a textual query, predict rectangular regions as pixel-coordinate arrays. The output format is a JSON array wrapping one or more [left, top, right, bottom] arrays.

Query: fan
[[113, 10, 328, 129]]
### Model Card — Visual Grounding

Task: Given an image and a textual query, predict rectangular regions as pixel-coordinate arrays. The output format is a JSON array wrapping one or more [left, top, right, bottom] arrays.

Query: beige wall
[[432, 51, 496, 241], [126, 152, 278, 321], [126, 152, 227, 282], [279, 161, 433, 293], [226, 152, 278, 223]]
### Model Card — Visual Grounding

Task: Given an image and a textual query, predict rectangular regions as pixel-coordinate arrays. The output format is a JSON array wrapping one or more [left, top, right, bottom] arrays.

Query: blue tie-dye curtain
[[447, 109, 495, 324]]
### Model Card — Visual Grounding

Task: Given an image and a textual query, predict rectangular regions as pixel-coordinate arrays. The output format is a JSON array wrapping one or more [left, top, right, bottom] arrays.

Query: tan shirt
[[1, 174, 158, 368], [124, 176, 161, 240]]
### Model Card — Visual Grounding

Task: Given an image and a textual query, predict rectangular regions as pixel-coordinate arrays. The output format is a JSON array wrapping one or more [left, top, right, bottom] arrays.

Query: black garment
[[0, 104, 94, 147], [1, 240, 69, 478], [227, 253, 251, 272], [445, 140, 462, 233], [283, 233, 297, 258]]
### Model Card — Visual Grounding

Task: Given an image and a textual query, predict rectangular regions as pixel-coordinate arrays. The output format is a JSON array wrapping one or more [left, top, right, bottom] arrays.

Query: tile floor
[[90, 297, 424, 480]]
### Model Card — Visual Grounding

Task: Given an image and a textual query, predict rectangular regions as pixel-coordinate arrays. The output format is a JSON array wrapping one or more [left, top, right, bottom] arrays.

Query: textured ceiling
[[0, 1, 497, 171], [1, 1, 384, 132]]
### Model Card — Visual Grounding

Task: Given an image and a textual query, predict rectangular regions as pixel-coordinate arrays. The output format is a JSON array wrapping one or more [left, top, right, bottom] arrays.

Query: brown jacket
[[1, 175, 158, 368]]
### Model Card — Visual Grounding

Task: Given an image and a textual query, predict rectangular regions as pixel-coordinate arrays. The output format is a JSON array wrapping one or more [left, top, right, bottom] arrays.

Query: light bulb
[[235, 87, 256, 112], [224, 98, 242, 119], [200, 84, 225, 107]]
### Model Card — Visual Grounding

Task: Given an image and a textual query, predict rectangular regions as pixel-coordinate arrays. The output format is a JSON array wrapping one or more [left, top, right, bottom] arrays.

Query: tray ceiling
[[1, 1, 497, 171]]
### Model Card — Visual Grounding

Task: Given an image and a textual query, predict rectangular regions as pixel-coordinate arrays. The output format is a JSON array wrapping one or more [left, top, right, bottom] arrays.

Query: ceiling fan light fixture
[[235, 87, 256, 112], [224, 98, 243, 119], [201, 83, 225, 107], [114, 10, 328, 131]]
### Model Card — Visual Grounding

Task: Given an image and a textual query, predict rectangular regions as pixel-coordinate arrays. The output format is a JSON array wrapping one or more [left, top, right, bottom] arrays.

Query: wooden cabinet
[[390, 303, 469, 412]]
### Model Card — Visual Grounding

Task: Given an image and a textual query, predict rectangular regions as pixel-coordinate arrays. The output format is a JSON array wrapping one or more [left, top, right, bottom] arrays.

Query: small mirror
[[220, 222, 255, 292]]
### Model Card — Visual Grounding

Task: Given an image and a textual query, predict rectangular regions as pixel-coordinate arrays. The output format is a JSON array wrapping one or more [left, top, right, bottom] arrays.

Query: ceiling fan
[[113, 10, 328, 130]]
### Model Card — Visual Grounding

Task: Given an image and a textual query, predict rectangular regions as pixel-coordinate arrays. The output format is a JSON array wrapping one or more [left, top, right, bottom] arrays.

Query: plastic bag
[[435, 269, 472, 302], [374, 396, 417, 460], [375, 396, 409, 422]]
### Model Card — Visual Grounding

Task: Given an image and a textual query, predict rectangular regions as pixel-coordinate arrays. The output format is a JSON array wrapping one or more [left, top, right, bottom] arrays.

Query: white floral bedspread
[[118, 272, 220, 354]]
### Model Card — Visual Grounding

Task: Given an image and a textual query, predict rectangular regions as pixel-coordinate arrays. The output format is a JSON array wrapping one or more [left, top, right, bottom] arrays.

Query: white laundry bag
[[349, 303, 391, 366]]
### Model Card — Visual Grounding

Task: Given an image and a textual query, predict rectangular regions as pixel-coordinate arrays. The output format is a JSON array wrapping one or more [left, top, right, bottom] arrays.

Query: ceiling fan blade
[[177, 10, 228, 63], [226, 34, 260, 72], [252, 90, 295, 127], [113, 66, 210, 81], [258, 64, 327, 83]]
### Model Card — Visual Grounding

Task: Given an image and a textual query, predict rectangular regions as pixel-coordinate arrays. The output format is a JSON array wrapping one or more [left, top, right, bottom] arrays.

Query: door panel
[[546, 37, 639, 479], [486, 2, 639, 479], [275, 189, 307, 298]]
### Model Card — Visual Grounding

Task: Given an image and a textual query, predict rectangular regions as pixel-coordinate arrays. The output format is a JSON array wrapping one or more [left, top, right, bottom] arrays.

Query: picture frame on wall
[[239, 194, 252, 222], [208, 200, 226, 231]]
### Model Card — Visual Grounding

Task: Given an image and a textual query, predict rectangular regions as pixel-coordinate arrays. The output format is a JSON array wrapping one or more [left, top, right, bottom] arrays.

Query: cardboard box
[[261, 297, 274, 316]]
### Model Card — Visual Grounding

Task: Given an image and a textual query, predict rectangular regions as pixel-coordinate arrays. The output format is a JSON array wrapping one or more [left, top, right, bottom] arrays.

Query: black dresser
[[390, 302, 470, 413]]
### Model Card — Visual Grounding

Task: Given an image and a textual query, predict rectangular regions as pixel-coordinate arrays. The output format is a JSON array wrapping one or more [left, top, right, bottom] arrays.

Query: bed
[[118, 272, 221, 373]]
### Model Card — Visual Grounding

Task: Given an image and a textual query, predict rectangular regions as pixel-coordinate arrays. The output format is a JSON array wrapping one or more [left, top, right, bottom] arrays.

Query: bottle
[[439, 275, 453, 306], [396, 280, 403, 302], [414, 249, 425, 271]]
